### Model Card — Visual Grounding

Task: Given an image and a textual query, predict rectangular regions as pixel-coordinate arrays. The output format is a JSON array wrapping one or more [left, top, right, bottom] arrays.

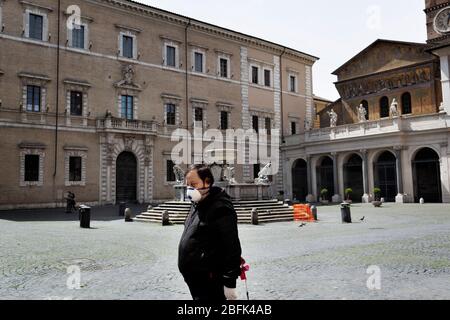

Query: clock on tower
[[433, 6, 450, 34]]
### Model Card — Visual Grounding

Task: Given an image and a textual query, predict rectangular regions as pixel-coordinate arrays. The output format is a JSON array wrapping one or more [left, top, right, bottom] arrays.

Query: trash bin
[[340, 203, 352, 223], [79, 205, 91, 228], [119, 202, 126, 216], [311, 205, 318, 221]]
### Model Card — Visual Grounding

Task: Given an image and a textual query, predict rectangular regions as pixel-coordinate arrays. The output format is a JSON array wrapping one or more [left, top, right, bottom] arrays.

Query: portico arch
[[292, 159, 308, 202], [373, 151, 397, 202], [412, 147, 442, 203], [316, 156, 334, 201]]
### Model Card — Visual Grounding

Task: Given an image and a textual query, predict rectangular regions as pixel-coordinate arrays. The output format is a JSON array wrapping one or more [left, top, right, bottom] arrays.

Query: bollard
[[251, 208, 258, 225], [311, 205, 318, 221], [125, 208, 133, 222], [162, 210, 170, 226], [420, 198, 425, 205], [119, 202, 126, 216], [340, 203, 352, 223], [79, 205, 91, 228]]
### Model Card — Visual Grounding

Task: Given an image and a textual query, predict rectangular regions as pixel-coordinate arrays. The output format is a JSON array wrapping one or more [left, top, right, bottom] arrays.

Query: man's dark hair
[[186, 164, 215, 186]]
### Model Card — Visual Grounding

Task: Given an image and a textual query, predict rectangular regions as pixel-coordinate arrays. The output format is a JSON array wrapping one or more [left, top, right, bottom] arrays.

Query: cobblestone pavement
[[1, 203, 450, 300]]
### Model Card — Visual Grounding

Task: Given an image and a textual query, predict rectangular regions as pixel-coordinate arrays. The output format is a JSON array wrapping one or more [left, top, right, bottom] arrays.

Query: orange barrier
[[293, 204, 315, 222]]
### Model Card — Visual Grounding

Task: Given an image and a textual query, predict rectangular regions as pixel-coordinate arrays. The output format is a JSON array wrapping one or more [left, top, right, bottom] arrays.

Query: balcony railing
[[283, 113, 449, 146], [96, 117, 158, 133]]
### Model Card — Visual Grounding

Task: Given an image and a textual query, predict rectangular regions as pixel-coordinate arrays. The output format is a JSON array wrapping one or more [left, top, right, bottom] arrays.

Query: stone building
[[0, 0, 318, 209], [282, 1, 450, 204]]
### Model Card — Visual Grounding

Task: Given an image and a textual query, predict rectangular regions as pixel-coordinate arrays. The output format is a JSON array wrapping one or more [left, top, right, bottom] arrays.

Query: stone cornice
[[424, 1, 450, 13], [94, 0, 319, 64]]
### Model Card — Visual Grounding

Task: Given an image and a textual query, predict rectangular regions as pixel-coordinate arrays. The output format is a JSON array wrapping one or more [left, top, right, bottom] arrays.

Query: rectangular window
[[264, 69, 271, 87], [26, 85, 41, 112], [29, 13, 43, 40], [251, 66, 259, 84], [167, 160, 175, 182], [291, 122, 297, 135], [290, 75, 296, 92], [166, 46, 176, 67], [253, 163, 260, 179], [72, 25, 85, 49], [69, 156, 82, 182], [166, 103, 176, 125], [194, 107, 203, 122], [122, 35, 133, 58], [220, 58, 228, 78], [121, 95, 133, 120], [265, 117, 271, 135], [194, 52, 203, 73], [220, 111, 228, 130], [24, 154, 39, 182], [70, 91, 83, 116], [252, 115, 259, 133]]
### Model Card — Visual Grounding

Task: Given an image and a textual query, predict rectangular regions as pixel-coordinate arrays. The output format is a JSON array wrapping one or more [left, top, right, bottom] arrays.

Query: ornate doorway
[[116, 152, 137, 202]]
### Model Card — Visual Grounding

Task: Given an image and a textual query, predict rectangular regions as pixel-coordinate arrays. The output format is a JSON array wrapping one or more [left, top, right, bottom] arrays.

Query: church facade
[[0, 0, 318, 209], [282, 0, 450, 204]]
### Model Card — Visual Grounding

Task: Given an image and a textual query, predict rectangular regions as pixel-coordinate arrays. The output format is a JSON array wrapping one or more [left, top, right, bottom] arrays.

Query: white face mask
[[186, 186, 209, 203]]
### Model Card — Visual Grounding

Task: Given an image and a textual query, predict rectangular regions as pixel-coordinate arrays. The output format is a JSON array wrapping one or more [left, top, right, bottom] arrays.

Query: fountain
[[173, 149, 272, 201], [135, 149, 293, 224]]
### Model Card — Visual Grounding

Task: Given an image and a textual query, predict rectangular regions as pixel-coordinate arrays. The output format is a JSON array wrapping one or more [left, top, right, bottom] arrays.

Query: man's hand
[[224, 286, 238, 300]]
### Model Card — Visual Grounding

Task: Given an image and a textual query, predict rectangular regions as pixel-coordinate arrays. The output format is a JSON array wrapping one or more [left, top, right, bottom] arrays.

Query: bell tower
[[424, 0, 450, 43]]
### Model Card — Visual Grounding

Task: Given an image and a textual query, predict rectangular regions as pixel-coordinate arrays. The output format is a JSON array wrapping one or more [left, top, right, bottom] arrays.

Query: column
[[331, 153, 342, 203], [440, 54, 450, 114], [306, 155, 315, 202], [361, 149, 370, 203], [394, 147, 405, 203]]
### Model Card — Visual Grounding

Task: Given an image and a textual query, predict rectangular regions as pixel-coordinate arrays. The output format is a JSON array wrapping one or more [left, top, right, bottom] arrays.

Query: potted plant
[[320, 188, 329, 204], [372, 187, 382, 207], [344, 188, 353, 203]]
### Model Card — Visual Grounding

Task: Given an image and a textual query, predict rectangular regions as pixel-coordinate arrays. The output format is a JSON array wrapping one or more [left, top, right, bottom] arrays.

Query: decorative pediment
[[161, 93, 182, 105], [336, 64, 433, 100], [190, 98, 208, 109], [18, 72, 51, 85], [114, 64, 141, 91], [20, 0, 53, 12], [18, 142, 46, 149], [333, 40, 436, 81], [216, 101, 234, 112], [249, 106, 275, 118]]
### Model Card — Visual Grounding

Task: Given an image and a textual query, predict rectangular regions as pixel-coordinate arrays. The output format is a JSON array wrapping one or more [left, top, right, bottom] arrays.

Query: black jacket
[[178, 186, 242, 288]]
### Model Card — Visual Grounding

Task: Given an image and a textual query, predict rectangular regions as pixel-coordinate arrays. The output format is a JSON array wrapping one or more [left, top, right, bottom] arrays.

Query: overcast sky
[[135, 0, 427, 101]]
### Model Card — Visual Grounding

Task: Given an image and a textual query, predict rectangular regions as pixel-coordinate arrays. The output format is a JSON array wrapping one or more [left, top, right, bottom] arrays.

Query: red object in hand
[[240, 257, 250, 280]]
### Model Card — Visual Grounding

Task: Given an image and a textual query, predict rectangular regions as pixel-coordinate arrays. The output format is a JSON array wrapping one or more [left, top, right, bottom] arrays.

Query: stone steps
[[135, 199, 294, 225]]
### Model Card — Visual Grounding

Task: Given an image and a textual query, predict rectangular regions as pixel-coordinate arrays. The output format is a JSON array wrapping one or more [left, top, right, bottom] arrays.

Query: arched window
[[380, 96, 389, 118], [401, 92, 412, 115], [361, 100, 369, 120]]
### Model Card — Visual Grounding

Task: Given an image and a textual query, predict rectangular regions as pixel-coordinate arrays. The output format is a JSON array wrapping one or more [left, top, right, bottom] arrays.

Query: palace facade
[[0, 0, 318, 209], [282, 0, 450, 204]]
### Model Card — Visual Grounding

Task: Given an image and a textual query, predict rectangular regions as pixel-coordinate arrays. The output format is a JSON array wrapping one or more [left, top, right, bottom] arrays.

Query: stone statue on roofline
[[327, 108, 338, 128], [390, 98, 399, 118], [357, 104, 367, 123]]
